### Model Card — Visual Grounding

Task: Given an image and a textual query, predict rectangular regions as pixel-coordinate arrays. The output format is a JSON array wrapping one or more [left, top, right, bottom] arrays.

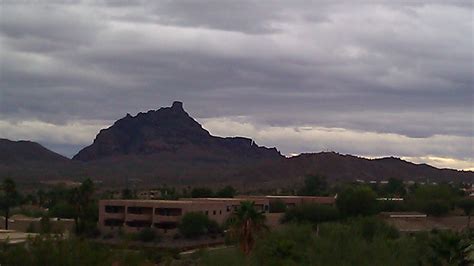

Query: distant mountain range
[[0, 138, 69, 163], [1, 102, 472, 187]]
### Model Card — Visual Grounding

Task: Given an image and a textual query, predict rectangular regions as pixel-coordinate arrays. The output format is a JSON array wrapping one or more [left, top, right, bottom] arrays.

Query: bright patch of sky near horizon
[[0, 1, 472, 170]]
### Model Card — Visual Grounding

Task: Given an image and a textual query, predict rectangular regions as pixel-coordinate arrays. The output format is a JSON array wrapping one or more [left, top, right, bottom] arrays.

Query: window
[[155, 208, 182, 216], [205, 211, 209, 215], [125, 220, 152, 228], [105, 205, 125, 213], [213, 210, 216, 215], [127, 207, 152, 214], [219, 210, 222, 214], [154, 222, 177, 229], [226, 206, 231, 212]]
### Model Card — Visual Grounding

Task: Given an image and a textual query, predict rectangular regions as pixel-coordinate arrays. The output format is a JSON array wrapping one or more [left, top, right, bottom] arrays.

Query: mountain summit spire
[[171, 101, 183, 111]]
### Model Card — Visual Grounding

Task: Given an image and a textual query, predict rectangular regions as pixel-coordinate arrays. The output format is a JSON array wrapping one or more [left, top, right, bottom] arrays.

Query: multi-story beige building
[[99, 196, 335, 235]]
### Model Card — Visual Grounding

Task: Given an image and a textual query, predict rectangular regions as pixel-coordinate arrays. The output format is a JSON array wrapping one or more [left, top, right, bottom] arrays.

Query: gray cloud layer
[[0, 1, 472, 168]]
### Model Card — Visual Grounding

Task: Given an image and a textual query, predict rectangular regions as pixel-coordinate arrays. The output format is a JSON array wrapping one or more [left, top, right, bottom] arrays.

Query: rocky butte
[[73, 101, 282, 162]]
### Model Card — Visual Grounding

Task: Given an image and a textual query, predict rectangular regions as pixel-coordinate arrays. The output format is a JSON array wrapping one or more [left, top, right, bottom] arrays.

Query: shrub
[[457, 198, 474, 216], [12, 206, 46, 218], [199, 247, 247, 266], [336, 186, 377, 217], [281, 203, 339, 225], [297, 174, 328, 196], [83, 221, 101, 238], [0, 235, 151, 265], [207, 220, 221, 235], [191, 188, 214, 198], [49, 201, 76, 219], [422, 200, 450, 217], [252, 224, 314, 265], [215, 186, 236, 198], [102, 232, 114, 240], [249, 221, 419, 266], [179, 212, 214, 238], [350, 216, 400, 241], [426, 230, 471, 265], [159, 219, 473, 266], [376, 200, 410, 212], [40, 215, 51, 234]]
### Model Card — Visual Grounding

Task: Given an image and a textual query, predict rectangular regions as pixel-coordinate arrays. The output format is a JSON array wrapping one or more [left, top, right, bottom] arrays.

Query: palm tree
[[228, 201, 267, 254], [0, 178, 19, 230], [464, 243, 474, 265], [429, 231, 469, 265], [69, 187, 81, 234]]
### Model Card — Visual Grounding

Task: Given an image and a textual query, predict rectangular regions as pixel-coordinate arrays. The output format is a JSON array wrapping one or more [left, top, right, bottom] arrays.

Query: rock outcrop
[[73, 101, 282, 162]]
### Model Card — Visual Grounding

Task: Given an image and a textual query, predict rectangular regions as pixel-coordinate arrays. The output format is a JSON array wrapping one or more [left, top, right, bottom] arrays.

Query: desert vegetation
[[0, 176, 473, 265]]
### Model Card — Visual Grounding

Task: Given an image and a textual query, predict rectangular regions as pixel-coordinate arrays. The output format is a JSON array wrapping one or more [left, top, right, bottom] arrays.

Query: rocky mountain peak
[[73, 102, 282, 161]]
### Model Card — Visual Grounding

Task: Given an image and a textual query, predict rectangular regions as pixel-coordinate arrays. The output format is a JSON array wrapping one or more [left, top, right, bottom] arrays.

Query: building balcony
[[125, 213, 153, 221], [154, 215, 180, 223], [103, 213, 125, 220]]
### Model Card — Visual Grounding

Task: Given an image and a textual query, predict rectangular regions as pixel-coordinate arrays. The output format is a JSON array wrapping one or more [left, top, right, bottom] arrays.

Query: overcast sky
[[0, 1, 472, 170]]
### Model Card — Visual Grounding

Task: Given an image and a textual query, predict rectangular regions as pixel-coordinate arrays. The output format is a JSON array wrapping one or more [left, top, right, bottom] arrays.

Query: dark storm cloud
[[0, 1, 472, 167]]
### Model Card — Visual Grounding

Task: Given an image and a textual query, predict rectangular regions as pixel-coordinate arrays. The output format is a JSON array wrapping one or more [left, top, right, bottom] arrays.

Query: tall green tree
[[36, 189, 46, 206], [413, 184, 459, 203], [281, 203, 339, 235], [216, 186, 236, 198], [69, 178, 95, 235], [412, 184, 459, 216], [228, 201, 267, 254], [121, 188, 136, 199], [191, 187, 214, 198], [178, 212, 216, 238], [336, 186, 377, 217], [298, 174, 328, 196], [0, 178, 20, 230], [384, 178, 406, 197]]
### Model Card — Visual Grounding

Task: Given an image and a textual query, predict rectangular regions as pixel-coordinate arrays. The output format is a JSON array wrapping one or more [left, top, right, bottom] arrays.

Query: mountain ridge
[[0, 138, 69, 164], [0, 102, 472, 186]]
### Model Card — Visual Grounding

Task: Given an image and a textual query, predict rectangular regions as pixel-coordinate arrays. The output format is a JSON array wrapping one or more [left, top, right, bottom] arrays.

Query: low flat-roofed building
[[99, 197, 270, 235], [0, 215, 74, 233], [242, 195, 336, 208], [183, 197, 270, 213], [99, 195, 335, 235], [380, 212, 473, 232]]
